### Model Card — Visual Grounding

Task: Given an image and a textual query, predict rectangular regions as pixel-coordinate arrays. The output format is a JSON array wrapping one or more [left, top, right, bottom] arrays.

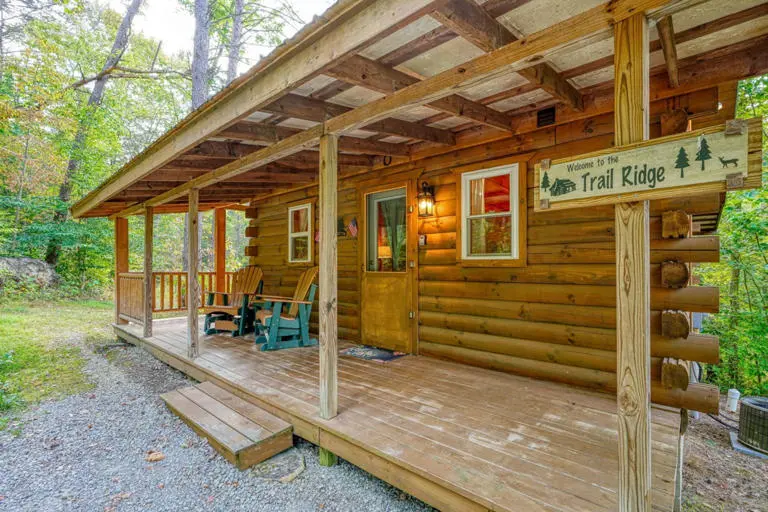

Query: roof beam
[[71, 0, 441, 218], [430, 0, 583, 111], [656, 16, 679, 88], [326, 55, 517, 131], [264, 93, 455, 144]]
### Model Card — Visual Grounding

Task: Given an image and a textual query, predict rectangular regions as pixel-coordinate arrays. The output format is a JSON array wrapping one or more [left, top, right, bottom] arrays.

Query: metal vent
[[537, 106, 556, 127]]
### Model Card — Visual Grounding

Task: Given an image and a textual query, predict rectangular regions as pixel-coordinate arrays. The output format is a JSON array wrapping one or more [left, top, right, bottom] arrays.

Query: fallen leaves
[[145, 450, 165, 462]]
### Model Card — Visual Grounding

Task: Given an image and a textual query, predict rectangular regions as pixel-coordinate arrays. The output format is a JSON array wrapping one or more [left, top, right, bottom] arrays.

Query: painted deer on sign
[[719, 156, 739, 168]]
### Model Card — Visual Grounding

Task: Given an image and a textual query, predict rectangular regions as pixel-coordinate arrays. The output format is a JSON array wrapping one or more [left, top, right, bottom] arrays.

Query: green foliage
[[698, 75, 768, 396]]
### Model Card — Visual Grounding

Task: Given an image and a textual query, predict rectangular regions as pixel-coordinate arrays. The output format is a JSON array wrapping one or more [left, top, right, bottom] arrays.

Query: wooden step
[[161, 381, 293, 469]]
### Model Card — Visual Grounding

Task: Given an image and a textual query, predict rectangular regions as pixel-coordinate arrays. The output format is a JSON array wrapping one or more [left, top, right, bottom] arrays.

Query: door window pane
[[367, 188, 407, 272]]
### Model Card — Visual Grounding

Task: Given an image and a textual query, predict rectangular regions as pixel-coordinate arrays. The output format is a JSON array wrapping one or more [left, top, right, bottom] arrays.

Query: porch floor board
[[115, 318, 679, 512]]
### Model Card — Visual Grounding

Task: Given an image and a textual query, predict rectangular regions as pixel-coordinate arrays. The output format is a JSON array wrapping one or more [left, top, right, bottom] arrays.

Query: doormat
[[340, 345, 406, 363]]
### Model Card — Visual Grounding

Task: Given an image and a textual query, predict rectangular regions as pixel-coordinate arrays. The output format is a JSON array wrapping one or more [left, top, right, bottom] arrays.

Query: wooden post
[[187, 189, 200, 359], [143, 206, 154, 338], [318, 132, 338, 421], [114, 217, 129, 325], [214, 208, 226, 302], [614, 13, 652, 512]]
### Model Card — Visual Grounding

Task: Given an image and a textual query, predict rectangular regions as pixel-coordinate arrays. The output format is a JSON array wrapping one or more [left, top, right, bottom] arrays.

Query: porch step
[[161, 382, 293, 469]]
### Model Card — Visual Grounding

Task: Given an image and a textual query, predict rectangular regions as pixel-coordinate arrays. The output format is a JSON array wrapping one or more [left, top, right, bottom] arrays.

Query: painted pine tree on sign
[[675, 147, 690, 178], [696, 137, 712, 170]]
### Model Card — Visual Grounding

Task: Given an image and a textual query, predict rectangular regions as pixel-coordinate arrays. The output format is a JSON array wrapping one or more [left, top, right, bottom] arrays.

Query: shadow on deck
[[115, 317, 681, 512]]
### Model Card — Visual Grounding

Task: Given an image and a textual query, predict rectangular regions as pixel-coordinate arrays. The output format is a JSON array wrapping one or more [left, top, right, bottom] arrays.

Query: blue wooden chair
[[252, 267, 318, 351], [202, 266, 263, 337]]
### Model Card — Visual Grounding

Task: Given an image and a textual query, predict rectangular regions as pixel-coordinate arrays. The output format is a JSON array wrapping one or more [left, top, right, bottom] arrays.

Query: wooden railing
[[152, 271, 234, 313], [117, 272, 144, 323]]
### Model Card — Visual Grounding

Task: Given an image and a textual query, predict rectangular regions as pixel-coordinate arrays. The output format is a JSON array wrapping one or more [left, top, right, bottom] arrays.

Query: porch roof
[[71, 0, 768, 219]]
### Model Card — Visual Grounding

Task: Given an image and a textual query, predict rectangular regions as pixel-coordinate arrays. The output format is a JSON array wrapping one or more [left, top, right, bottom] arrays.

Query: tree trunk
[[226, 0, 244, 84], [45, 0, 144, 266], [192, 0, 210, 109]]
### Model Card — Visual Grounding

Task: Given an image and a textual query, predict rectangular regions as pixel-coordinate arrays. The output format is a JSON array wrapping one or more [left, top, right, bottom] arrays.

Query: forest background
[[0, 0, 766, 395]]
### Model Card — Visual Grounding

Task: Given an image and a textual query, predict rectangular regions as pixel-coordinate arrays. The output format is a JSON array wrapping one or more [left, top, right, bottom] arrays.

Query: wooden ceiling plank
[[656, 16, 679, 88], [326, 55, 516, 131], [431, 0, 583, 110]]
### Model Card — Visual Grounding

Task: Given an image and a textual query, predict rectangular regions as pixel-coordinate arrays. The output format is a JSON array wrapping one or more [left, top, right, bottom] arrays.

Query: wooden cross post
[[143, 206, 154, 338], [614, 13, 652, 512], [318, 132, 339, 421], [114, 217, 129, 325], [187, 189, 200, 359], [214, 208, 227, 303]]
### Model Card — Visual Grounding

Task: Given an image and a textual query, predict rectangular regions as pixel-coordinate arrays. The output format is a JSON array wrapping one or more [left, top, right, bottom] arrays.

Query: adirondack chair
[[202, 266, 264, 336], [252, 266, 319, 351]]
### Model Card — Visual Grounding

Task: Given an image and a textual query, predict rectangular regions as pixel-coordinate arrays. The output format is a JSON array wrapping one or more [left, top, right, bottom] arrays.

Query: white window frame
[[460, 163, 519, 261], [288, 202, 312, 263]]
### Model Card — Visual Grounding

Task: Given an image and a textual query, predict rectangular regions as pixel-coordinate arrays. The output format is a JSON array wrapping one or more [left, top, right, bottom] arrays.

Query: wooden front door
[[359, 183, 415, 353]]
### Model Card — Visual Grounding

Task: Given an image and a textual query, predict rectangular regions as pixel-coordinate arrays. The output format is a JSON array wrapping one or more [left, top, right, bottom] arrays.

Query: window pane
[[291, 236, 309, 261], [468, 215, 512, 256], [469, 173, 510, 215], [366, 189, 407, 272], [291, 207, 308, 233]]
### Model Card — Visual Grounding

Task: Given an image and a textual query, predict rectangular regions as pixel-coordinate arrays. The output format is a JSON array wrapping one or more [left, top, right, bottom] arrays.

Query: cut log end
[[662, 210, 690, 239], [662, 310, 690, 339], [662, 357, 691, 391], [661, 260, 690, 288]]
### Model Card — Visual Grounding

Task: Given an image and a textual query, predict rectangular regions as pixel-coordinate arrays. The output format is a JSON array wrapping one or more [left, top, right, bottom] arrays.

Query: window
[[460, 163, 521, 261], [288, 203, 312, 263]]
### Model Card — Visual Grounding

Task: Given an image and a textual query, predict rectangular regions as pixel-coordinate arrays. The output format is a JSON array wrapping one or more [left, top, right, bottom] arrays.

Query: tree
[[674, 146, 690, 178], [541, 171, 550, 191], [191, 0, 210, 109], [695, 136, 712, 171], [697, 75, 768, 395], [45, 0, 144, 266], [226, 0, 243, 84]]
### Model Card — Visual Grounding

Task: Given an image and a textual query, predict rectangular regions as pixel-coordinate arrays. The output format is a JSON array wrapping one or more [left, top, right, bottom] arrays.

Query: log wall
[[245, 87, 726, 405]]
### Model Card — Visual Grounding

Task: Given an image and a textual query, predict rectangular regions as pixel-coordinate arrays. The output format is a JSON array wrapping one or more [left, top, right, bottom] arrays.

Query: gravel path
[[0, 338, 433, 512]]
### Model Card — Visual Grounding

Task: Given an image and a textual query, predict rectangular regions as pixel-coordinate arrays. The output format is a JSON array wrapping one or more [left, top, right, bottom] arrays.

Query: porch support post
[[614, 12, 651, 512], [143, 206, 154, 338], [214, 208, 227, 300], [187, 189, 200, 359], [114, 217, 129, 325], [318, 132, 338, 421]]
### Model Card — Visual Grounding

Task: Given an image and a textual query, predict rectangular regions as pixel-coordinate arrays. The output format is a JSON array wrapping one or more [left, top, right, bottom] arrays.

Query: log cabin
[[72, 0, 768, 510]]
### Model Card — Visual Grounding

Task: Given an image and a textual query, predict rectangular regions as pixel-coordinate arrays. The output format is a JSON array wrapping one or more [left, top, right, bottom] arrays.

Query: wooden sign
[[535, 118, 762, 211]]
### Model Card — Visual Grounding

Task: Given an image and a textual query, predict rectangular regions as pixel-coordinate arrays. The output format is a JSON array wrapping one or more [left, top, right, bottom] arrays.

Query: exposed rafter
[[656, 16, 679, 88], [218, 119, 406, 155], [430, 0, 583, 111], [326, 56, 517, 131], [263, 93, 456, 144]]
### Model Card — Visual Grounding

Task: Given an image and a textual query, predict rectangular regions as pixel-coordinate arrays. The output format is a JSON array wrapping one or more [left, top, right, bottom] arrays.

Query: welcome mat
[[340, 345, 406, 363]]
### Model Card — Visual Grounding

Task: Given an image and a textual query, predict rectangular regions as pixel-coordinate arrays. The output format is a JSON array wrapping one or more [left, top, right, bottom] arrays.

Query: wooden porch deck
[[115, 318, 681, 512]]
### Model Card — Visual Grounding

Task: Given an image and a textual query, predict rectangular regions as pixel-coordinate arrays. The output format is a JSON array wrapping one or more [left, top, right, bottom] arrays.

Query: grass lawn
[[0, 300, 113, 419]]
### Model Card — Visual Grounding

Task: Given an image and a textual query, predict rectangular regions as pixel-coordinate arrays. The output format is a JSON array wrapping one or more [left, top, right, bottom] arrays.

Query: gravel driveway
[[0, 339, 432, 511]]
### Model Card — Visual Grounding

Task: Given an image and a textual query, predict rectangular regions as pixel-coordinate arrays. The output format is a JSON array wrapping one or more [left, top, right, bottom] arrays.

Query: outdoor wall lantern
[[417, 181, 435, 217]]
